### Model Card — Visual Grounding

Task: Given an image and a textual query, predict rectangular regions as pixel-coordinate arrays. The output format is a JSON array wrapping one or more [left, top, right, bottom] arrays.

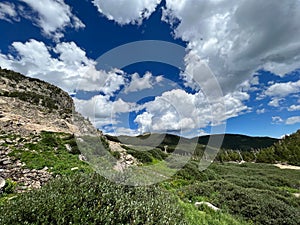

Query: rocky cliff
[[0, 68, 79, 135], [0, 68, 96, 193]]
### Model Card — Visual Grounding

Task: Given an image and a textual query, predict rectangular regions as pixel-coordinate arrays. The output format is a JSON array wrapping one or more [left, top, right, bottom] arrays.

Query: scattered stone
[[65, 144, 72, 152], [0, 177, 5, 190], [195, 202, 220, 211], [23, 169, 30, 174], [5, 139, 13, 144], [2, 160, 11, 165], [79, 154, 86, 161], [42, 166, 49, 171]]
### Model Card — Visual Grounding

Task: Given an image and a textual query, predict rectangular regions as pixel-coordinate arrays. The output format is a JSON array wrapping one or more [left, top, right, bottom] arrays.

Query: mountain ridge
[[106, 132, 279, 151]]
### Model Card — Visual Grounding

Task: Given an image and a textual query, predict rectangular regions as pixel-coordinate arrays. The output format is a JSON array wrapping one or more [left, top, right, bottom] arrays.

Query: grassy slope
[[1, 131, 299, 224]]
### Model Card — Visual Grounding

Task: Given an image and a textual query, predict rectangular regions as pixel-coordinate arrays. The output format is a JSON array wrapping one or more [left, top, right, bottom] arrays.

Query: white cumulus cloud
[[265, 80, 300, 97], [19, 0, 85, 40], [288, 105, 300, 112], [272, 116, 283, 124], [162, 0, 300, 92], [268, 98, 283, 108], [74, 95, 136, 128], [256, 109, 266, 114], [0, 39, 125, 94], [286, 116, 300, 125], [134, 88, 249, 134], [124, 72, 162, 93], [92, 0, 161, 25]]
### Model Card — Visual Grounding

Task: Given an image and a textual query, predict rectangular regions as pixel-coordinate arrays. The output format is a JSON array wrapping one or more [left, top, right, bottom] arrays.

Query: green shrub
[[0, 173, 186, 225], [121, 145, 158, 164], [180, 179, 300, 225], [2, 179, 17, 195], [174, 161, 220, 181], [111, 151, 121, 159]]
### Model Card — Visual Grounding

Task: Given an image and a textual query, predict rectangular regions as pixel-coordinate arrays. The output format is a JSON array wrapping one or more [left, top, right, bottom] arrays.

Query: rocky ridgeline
[[0, 68, 94, 193], [0, 68, 81, 135]]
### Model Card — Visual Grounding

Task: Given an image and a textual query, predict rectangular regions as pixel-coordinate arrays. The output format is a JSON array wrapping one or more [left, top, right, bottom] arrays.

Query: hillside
[[106, 132, 278, 152], [0, 68, 97, 192], [195, 133, 278, 151], [0, 68, 299, 225]]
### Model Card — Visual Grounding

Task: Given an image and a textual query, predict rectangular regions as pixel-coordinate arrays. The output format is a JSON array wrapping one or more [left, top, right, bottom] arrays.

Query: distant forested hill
[[106, 133, 278, 152], [195, 134, 278, 151]]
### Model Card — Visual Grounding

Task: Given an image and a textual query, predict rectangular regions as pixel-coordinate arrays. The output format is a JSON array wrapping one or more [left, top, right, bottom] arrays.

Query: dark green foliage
[[1, 179, 16, 195], [122, 145, 153, 163], [121, 145, 167, 164], [111, 151, 121, 159], [181, 180, 300, 225], [0, 173, 185, 225], [148, 148, 168, 160], [175, 161, 220, 181], [108, 133, 277, 152], [100, 136, 110, 150], [105, 134, 120, 142], [177, 163, 300, 225], [195, 134, 278, 151], [257, 129, 300, 165], [256, 147, 276, 164], [64, 139, 80, 154]]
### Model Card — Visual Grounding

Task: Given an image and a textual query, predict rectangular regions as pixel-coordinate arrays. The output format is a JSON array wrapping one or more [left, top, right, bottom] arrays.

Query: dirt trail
[[274, 164, 300, 170]]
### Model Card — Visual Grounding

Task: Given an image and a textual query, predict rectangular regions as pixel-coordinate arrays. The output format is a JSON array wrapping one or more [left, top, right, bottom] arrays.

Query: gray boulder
[[0, 177, 5, 191]]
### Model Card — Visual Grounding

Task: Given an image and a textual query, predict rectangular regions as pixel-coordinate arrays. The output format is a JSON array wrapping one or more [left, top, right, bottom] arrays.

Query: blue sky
[[0, 0, 299, 138]]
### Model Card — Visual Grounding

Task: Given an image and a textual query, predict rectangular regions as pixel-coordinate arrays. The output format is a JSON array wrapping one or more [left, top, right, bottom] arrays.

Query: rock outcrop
[[0, 68, 139, 193], [0, 133, 52, 192], [0, 68, 94, 192], [0, 68, 79, 135]]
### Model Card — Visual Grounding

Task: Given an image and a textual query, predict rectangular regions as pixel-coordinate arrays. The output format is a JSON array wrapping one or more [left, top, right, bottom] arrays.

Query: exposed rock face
[[0, 68, 80, 135], [0, 68, 137, 192], [0, 68, 96, 192]]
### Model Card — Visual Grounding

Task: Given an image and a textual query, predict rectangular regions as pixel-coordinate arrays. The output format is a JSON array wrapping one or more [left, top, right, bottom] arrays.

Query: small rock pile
[[0, 135, 52, 193], [109, 141, 140, 171]]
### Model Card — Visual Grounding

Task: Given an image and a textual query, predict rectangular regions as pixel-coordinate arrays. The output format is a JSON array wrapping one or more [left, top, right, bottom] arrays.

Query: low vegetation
[[174, 162, 300, 225], [1, 122, 299, 224], [121, 145, 168, 164], [8, 131, 92, 175]]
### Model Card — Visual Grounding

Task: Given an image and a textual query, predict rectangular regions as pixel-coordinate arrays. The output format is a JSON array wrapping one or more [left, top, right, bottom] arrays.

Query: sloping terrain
[[0, 68, 94, 193], [0, 68, 299, 225]]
